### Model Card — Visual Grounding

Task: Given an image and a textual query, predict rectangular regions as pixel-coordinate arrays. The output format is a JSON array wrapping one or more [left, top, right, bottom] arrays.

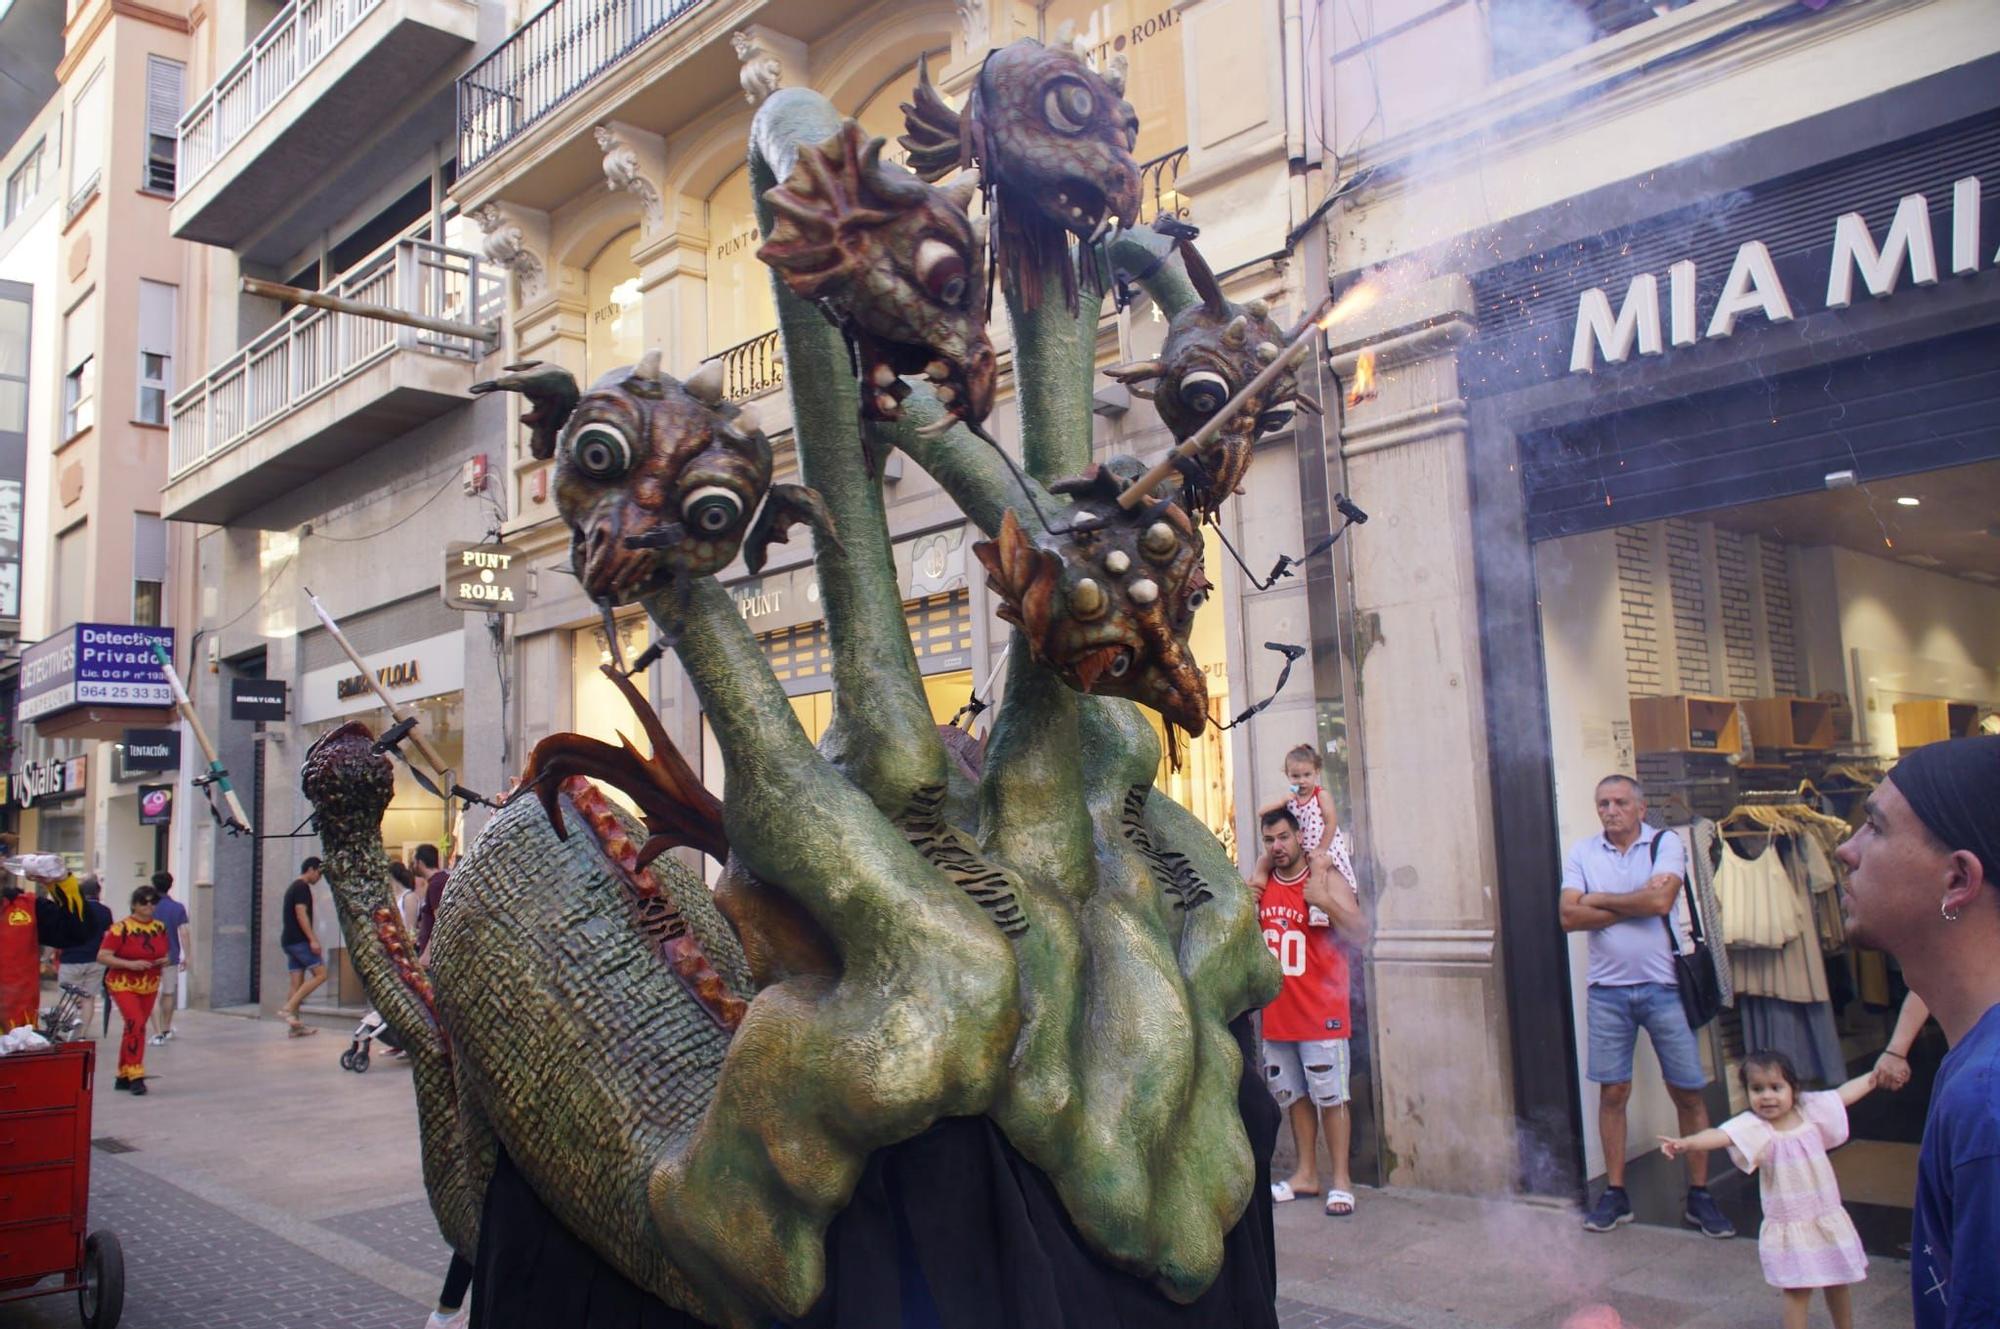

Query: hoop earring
[[1942, 899, 1963, 924]]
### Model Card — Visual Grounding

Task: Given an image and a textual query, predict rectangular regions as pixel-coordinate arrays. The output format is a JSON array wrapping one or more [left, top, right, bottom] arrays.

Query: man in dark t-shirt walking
[[276, 857, 325, 1037]]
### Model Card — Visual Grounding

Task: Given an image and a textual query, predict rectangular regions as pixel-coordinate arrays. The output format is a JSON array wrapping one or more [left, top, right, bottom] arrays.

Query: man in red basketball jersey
[[1250, 806, 1368, 1217]]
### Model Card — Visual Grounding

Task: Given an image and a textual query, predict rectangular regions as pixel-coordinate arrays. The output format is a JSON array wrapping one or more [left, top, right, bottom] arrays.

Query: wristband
[[1882, 1049, 1908, 1061]]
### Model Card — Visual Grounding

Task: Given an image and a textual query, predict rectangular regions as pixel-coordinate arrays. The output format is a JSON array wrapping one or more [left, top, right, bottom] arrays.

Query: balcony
[[717, 329, 783, 401], [172, 0, 477, 254], [457, 0, 708, 173], [165, 237, 503, 526], [1135, 148, 1190, 228]]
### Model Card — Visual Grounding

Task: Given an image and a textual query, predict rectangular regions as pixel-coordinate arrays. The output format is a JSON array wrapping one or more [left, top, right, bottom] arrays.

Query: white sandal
[[1324, 1188, 1356, 1217], [1271, 1180, 1298, 1203]]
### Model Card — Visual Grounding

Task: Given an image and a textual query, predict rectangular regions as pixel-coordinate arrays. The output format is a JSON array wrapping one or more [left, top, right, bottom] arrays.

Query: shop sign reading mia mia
[[1571, 176, 1994, 374]]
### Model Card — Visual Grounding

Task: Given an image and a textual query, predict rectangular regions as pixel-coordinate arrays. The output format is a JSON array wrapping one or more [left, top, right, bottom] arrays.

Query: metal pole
[[240, 277, 495, 344], [146, 640, 253, 833], [302, 589, 456, 788]]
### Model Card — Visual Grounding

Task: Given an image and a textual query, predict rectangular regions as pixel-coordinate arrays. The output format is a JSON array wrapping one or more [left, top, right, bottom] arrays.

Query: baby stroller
[[338, 1008, 404, 1073]]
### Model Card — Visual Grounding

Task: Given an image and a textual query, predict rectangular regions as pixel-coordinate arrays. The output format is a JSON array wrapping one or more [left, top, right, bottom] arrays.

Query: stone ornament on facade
[[470, 202, 547, 305], [952, 0, 985, 52], [593, 124, 665, 234], [731, 28, 784, 105]]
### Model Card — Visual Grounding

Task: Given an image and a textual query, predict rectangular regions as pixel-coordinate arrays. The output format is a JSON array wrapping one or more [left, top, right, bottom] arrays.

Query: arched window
[[705, 165, 776, 354], [585, 226, 644, 381]]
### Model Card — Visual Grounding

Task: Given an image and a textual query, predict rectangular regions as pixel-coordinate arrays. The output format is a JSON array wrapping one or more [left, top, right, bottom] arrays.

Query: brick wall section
[[1665, 519, 1713, 694], [1762, 539, 1799, 695], [1616, 526, 1663, 694], [1714, 527, 1759, 698]]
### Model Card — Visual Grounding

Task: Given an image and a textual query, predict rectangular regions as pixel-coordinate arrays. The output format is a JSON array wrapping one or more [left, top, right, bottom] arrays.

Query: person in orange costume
[[99, 885, 169, 1095], [0, 849, 89, 1031]]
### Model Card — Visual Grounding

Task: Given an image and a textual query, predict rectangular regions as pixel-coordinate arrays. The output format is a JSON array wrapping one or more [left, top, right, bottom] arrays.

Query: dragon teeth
[[925, 360, 950, 381], [876, 393, 898, 413], [872, 365, 897, 388], [935, 385, 956, 404]]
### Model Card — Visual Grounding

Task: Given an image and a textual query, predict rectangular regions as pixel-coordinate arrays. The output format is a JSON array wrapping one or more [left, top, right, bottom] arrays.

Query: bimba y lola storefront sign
[[1570, 173, 1994, 373]]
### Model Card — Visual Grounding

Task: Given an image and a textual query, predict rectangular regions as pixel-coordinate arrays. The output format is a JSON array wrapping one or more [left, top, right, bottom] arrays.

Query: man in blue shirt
[[53, 875, 114, 1036], [148, 871, 190, 1045], [1560, 774, 1732, 1239], [1838, 736, 2000, 1329]]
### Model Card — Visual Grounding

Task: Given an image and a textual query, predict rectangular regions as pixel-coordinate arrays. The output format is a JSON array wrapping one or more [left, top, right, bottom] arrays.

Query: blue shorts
[[283, 941, 325, 973], [1586, 982, 1707, 1089]]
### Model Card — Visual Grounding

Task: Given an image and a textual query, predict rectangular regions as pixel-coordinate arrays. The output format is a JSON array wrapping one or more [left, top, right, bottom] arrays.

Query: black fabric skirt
[[471, 1015, 1280, 1329]]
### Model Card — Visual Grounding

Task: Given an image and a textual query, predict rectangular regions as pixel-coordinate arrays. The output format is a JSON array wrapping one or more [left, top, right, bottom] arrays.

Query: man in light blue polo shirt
[[1560, 774, 1733, 1239]]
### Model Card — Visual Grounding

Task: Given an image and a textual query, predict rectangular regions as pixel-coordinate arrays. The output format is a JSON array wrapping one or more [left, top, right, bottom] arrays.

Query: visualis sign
[[1571, 176, 1995, 374]]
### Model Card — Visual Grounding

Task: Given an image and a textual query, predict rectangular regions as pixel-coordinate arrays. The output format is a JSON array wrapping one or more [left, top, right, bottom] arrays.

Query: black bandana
[[1887, 735, 2000, 887]]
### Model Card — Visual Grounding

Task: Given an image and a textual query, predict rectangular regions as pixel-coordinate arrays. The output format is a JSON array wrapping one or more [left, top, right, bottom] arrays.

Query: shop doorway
[[1534, 457, 2000, 1255]]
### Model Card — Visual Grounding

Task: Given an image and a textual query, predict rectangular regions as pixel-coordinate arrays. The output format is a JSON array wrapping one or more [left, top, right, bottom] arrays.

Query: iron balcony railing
[[177, 0, 389, 194], [718, 329, 783, 401], [1135, 147, 1190, 227], [457, 0, 708, 173], [168, 235, 502, 479]]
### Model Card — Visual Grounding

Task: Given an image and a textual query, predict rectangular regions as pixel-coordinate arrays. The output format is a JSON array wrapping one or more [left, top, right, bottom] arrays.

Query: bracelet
[[1882, 1050, 1908, 1061]]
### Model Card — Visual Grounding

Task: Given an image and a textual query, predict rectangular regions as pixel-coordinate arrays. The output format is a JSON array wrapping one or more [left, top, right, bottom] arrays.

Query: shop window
[[704, 167, 774, 354], [1042, 0, 1188, 164], [143, 56, 184, 194], [5, 139, 43, 225], [1140, 524, 1234, 856], [585, 227, 644, 382], [136, 280, 176, 425]]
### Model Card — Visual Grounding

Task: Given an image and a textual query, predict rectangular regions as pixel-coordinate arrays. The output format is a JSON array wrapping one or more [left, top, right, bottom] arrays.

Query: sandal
[[287, 1022, 318, 1038], [1324, 1189, 1356, 1217]]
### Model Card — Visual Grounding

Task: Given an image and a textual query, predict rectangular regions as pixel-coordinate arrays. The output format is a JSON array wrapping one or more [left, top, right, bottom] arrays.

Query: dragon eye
[[1106, 649, 1133, 679], [915, 239, 969, 307], [683, 485, 744, 535], [1188, 587, 1209, 612], [1256, 407, 1296, 435], [572, 424, 633, 480], [1179, 371, 1230, 416], [1044, 79, 1096, 135]]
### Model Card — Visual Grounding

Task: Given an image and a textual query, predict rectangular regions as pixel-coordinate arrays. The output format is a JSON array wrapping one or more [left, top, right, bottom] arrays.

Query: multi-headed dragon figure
[[304, 51, 1286, 1329]]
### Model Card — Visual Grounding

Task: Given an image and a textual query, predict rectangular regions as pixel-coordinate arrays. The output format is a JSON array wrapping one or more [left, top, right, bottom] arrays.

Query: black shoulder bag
[[1651, 830, 1723, 1030]]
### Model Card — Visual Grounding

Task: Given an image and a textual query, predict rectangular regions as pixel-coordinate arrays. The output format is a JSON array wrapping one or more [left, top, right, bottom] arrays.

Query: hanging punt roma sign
[[442, 542, 528, 612]]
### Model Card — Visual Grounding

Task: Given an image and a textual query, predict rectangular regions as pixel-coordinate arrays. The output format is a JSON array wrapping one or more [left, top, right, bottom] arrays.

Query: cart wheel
[[79, 1230, 124, 1329], [339, 1048, 356, 1071], [353, 1048, 370, 1073]]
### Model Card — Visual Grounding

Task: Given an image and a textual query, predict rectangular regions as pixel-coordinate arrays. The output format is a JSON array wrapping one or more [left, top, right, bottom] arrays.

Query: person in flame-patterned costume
[[99, 884, 169, 1095]]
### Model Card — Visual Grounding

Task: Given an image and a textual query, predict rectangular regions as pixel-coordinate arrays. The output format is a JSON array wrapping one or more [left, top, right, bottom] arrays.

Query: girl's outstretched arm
[[1660, 1128, 1731, 1160], [1838, 1071, 1881, 1107]]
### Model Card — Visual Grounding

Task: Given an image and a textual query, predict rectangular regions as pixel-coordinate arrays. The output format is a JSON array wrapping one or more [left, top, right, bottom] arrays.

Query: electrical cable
[[304, 467, 464, 542]]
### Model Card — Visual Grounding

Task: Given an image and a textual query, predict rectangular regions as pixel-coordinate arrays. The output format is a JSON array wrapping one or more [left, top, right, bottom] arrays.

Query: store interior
[[1537, 458, 2000, 1254]]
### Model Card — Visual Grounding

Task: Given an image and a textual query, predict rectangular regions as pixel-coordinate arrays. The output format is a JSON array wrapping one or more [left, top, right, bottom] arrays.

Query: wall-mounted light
[[1896, 496, 1921, 507]]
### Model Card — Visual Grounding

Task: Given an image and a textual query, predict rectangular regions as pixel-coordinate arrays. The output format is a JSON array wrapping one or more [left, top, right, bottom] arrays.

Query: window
[[68, 73, 105, 215], [585, 227, 643, 381], [136, 280, 176, 424], [54, 521, 87, 630], [0, 287, 26, 435], [62, 292, 95, 439], [144, 57, 184, 194], [133, 513, 165, 626], [4, 140, 43, 226]]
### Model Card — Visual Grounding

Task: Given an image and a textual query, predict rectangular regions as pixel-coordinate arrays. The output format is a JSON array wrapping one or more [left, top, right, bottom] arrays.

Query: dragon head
[[474, 354, 835, 605], [301, 722, 396, 823], [974, 464, 1211, 736], [1105, 234, 1316, 517], [758, 121, 997, 429], [902, 43, 1140, 310]]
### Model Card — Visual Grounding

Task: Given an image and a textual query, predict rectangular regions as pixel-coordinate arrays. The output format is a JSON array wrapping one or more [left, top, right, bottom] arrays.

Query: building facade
[[8, 0, 194, 895], [1316, 0, 2000, 1229], [167, 0, 510, 1011]]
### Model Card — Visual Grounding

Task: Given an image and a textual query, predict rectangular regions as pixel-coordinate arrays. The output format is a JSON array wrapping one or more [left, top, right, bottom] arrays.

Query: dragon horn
[[942, 170, 980, 213], [634, 347, 663, 382], [1175, 235, 1229, 319], [683, 358, 725, 405], [1222, 314, 1249, 348]]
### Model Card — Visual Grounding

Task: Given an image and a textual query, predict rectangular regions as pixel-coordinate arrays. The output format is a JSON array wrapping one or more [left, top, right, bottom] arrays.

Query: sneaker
[[148, 1034, 168, 1046], [1684, 1186, 1736, 1239], [1581, 1186, 1633, 1233], [424, 1308, 470, 1329]]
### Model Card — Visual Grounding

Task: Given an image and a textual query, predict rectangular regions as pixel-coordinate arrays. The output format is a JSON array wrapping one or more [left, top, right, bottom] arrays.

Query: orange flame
[[1346, 349, 1378, 408], [1319, 282, 1380, 332]]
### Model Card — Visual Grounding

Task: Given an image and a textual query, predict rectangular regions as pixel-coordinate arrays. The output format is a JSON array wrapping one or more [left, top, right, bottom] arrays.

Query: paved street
[[0, 1010, 1910, 1329]]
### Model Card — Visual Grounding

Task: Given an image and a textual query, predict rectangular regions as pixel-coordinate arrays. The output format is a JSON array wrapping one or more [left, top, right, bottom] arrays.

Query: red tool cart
[[0, 1040, 125, 1327]]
